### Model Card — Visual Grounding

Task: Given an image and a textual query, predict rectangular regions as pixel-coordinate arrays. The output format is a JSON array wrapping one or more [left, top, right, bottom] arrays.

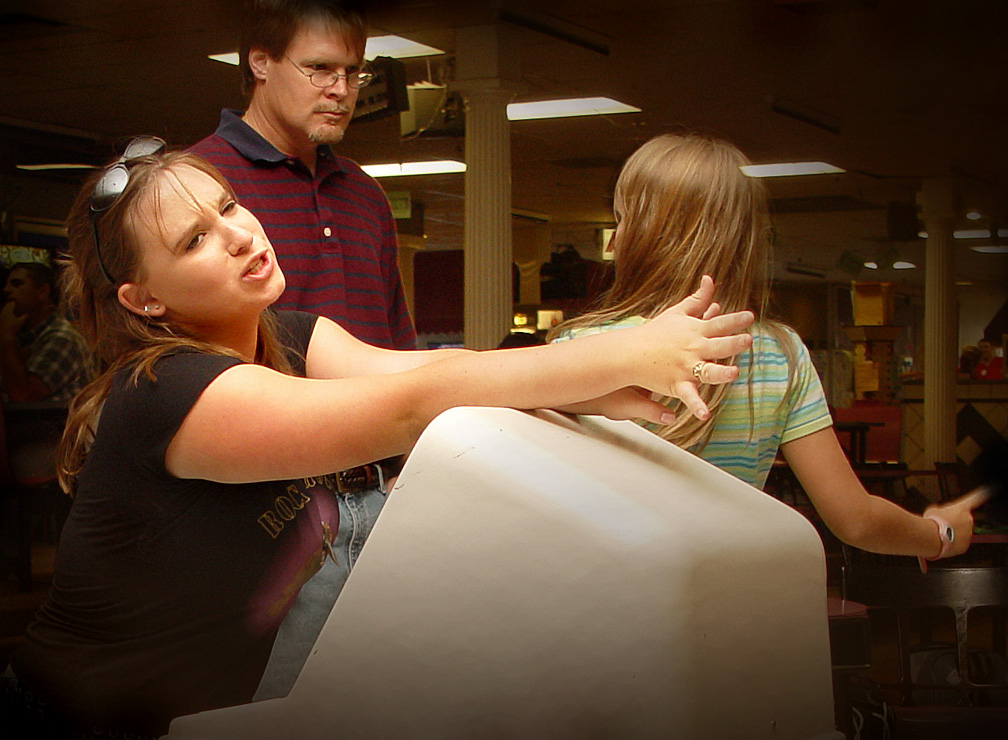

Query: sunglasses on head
[[89, 136, 167, 285]]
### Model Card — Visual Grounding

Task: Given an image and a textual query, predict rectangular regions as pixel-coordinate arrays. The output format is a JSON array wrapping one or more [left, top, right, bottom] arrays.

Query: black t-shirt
[[12, 311, 343, 735]]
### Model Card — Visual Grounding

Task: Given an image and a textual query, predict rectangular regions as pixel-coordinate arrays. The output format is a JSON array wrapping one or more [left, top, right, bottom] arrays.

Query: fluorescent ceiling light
[[966, 210, 982, 220], [955, 228, 1008, 239], [208, 52, 239, 66], [362, 160, 466, 178], [365, 35, 443, 59], [16, 163, 97, 171], [863, 261, 878, 269], [506, 97, 640, 121], [892, 260, 916, 269], [740, 162, 845, 177], [971, 245, 1008, 254]]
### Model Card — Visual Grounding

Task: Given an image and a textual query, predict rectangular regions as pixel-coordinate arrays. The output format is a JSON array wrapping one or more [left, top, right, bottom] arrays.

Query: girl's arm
[[781, 427, 981, 560], [165, 281, 754, 484]]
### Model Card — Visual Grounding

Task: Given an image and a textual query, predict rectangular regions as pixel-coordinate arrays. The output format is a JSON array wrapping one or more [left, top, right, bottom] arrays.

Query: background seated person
[[0, 261, 92, 496], [972, 338, 1004, 380], [1, 262, 92, 404]]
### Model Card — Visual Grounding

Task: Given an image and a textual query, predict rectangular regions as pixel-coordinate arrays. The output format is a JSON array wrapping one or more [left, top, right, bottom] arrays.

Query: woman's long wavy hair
[[549, 133, 797, 450], [58, 150, 294, 494]]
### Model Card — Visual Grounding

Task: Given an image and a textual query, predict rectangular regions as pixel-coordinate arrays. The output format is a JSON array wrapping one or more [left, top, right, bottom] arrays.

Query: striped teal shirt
[[554, 321, 832, 489]]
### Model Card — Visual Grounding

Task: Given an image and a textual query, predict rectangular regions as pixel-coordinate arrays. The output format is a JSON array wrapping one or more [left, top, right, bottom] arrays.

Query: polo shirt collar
[[213, 108, 350, 174]]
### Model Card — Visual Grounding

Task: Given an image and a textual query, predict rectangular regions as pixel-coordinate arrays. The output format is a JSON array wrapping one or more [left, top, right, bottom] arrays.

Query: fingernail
[[660, 412, 675, 424]]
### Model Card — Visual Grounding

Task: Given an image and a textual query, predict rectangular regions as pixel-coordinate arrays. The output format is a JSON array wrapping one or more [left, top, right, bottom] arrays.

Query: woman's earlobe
[[117, 283, 163, 318]]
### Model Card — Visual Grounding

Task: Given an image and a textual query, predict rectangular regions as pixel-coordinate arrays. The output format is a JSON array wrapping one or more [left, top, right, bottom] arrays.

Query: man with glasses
[[191, 0, 414, 703], [191, 0, 416, 351]]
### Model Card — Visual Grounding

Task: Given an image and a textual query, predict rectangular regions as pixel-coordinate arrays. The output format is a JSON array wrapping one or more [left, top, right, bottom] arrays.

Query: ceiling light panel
[[362, 160, 466, 178], [507, 97, 640, 121], [741, 162, 845, 177], [365, 36, 443, 60]]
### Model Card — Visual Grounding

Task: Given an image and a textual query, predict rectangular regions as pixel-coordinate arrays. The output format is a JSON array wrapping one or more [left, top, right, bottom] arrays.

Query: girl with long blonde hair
[[552, 132, 983, 563]]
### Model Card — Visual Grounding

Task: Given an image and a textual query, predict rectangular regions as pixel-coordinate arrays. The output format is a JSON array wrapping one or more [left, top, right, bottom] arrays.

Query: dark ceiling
[[1, 0, 1005, 286]]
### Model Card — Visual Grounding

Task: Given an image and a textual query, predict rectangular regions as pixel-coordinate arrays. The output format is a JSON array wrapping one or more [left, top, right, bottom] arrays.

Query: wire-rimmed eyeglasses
[[285, 56, 374, 89], [89, 136, 166, 285]]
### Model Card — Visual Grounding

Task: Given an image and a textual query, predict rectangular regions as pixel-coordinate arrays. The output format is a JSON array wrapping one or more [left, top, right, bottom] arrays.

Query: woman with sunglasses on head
[[550, 132, 986, 570], [2, 140, 754, 739]]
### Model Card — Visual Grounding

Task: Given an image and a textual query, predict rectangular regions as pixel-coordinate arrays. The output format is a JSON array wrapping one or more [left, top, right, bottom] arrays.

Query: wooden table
[[970, 531, 1008, 566], [853, 466, 941, 501]]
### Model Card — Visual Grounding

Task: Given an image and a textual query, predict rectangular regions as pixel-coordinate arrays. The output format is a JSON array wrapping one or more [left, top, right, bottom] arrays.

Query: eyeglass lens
[[314, 70, 371, 88], [286, 56, 372, 88], [122, 136, 167, 159], [89, 136, 167, 285], [91, 165, 130, 210], [91, 137, 166, 212]]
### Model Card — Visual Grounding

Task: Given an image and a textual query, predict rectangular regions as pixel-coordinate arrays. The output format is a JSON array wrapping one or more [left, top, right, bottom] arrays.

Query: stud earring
[[143, 305, 149, 314]]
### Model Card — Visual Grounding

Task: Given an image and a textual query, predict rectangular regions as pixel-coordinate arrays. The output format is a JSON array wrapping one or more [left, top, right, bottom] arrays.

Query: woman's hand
[[556, 387, 676, 425], [634, 275, 754, 420]]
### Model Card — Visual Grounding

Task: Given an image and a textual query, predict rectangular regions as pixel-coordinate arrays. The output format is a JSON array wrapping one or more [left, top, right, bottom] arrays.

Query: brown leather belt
[[336, 457, 404, 494], [336, 463, 385, 494]]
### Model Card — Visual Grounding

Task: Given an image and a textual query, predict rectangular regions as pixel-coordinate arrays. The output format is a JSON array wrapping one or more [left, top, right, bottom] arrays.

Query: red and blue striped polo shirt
[[191, 109, 416, 350]]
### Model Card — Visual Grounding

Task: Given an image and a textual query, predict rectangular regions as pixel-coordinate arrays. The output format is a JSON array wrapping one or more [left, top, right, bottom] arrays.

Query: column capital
[[451, 78, 524, 99], [455, 24, 522, 84]]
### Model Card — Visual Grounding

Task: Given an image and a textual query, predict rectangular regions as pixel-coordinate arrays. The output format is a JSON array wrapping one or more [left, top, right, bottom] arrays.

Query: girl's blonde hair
[[550, 132, 796, 449], [58, 149, 294, 493]]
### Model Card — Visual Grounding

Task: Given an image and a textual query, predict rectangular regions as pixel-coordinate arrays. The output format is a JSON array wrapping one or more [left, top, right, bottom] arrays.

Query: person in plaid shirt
[[1, 262, 92, 404]]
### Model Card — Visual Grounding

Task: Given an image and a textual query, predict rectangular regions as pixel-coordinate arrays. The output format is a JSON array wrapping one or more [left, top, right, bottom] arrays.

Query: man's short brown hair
[[239, 0, 368, 97]]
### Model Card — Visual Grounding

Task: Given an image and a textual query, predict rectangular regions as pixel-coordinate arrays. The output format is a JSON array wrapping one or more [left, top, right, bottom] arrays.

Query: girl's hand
[[636, 276, 754, 420], [918, 487, 991, 571]]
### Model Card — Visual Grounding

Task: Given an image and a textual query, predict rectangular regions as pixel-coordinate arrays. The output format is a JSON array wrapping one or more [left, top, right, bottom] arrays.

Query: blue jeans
[[253, 485, 388, 700]]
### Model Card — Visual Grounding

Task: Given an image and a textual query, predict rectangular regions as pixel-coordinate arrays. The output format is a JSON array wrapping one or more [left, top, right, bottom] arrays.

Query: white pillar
[[917, 178, 958, 466], [454, 25, 520, 350]]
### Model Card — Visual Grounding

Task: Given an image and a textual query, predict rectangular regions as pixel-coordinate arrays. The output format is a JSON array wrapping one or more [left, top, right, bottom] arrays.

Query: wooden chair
[[842, 547, 1008, 737], [933, 460, 981, 504]]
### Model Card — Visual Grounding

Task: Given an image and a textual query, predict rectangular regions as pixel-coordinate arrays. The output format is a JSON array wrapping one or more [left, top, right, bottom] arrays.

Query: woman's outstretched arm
[[166, 278, 753, 484]]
